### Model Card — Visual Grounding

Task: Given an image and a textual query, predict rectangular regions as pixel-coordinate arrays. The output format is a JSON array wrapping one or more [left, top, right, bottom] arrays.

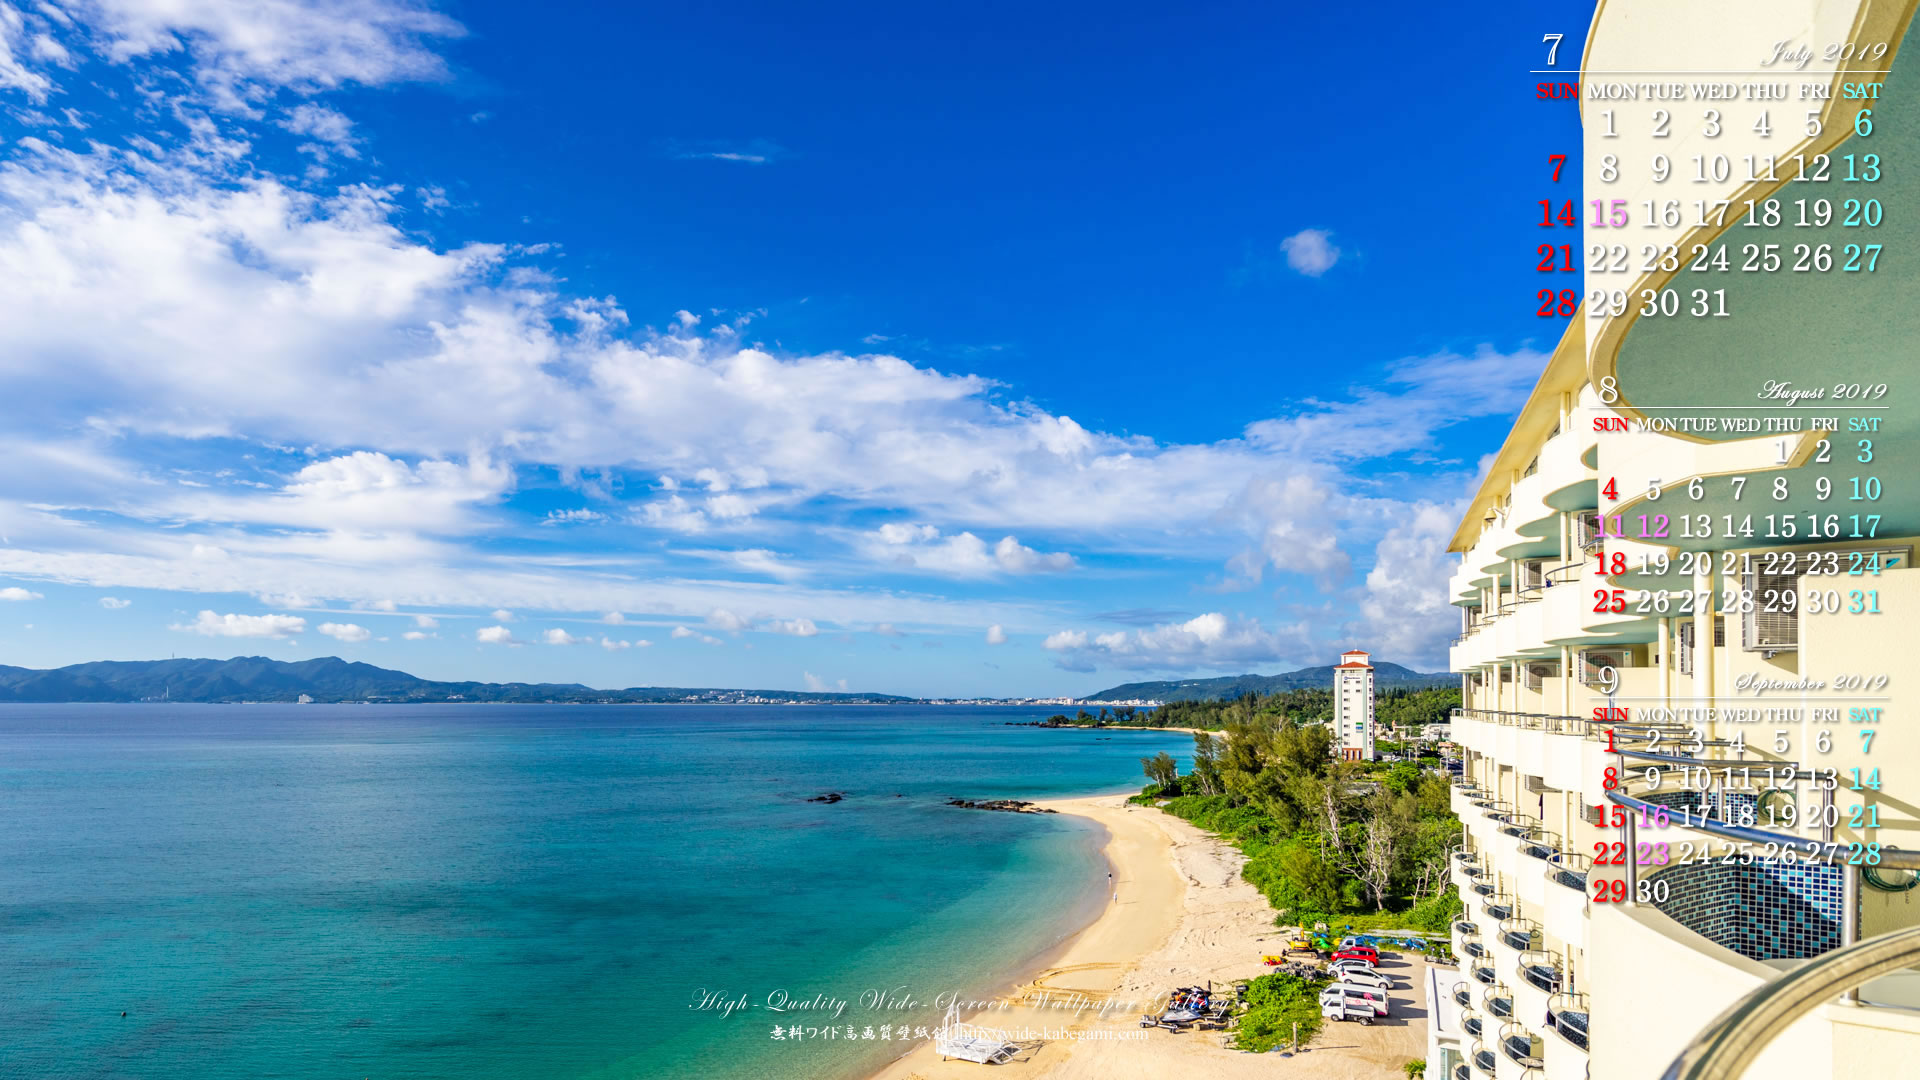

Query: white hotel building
[[1334, 649, 1376, 761], [1424, 2, 1920, 1078]]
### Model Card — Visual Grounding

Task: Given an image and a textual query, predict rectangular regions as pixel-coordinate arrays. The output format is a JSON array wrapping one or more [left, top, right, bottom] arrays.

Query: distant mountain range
[[0, 656, 916, 705], [1082, 661, 1455, 703]]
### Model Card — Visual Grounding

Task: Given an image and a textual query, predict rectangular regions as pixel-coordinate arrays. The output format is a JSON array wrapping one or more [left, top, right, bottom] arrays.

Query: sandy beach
[[863, 794, 1426, 1080]]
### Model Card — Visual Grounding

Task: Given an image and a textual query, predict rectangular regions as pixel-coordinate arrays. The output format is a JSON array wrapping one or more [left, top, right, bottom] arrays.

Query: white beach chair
[[933, 1002, 1018, 1064]]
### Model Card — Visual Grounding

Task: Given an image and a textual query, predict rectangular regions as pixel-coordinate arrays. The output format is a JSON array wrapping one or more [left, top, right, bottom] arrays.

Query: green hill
[[0, 656, 915, 704], [1083, 661, 1453, 702]]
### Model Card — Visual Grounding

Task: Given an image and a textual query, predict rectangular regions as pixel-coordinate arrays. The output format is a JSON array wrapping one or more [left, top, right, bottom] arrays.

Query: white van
[[1319, 983, 1391, 1016], [1320, 998, 1377, 1025]]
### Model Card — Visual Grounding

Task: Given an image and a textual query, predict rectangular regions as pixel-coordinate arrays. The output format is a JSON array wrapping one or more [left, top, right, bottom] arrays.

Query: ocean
[[0, 704, 1193, 1079]]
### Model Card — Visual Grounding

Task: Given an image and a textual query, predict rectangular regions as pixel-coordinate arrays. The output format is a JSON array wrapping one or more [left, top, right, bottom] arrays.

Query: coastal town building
[[1427, 3, 1920, 1078], [1332, 649, 1375, 762]]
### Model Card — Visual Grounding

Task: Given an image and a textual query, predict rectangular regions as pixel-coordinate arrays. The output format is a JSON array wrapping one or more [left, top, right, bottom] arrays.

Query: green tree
[[1142, 751, 1179, 788]]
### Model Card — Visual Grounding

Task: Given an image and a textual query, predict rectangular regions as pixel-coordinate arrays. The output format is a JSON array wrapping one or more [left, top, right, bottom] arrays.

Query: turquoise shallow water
[[0, 704, 1192, 1079]]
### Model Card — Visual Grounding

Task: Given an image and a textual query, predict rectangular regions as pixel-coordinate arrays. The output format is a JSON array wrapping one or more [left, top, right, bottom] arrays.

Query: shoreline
[[861, 794, 1422, 1080]]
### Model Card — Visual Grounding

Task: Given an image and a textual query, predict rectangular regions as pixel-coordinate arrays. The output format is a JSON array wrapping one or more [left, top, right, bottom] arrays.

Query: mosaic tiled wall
[[1640, 788, 1760, 826], [1650, 860, 1845, 961]]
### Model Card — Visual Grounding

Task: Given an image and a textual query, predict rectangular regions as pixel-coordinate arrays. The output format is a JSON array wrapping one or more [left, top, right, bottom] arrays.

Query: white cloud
[[1, 586, 45, 601], [401, 629, 432, 640], [1280, 228, 1341, 277], [172, 609, 305, 638], [1041, 613, 1309, 673], [1349, 500, 1464, 669], [865, 525, 1073, 577], [0, 19, 1548, 679], [985, 624, 1006, 645], [705, 608, 748, 632], [100, 596, 132, 608], [803, 671, 830, 692], [542, 508, 605, 525], [543, 627, 585, 645], [599, 636, 630, 650], [475, 624, 517, 645], [671, 625, 722, 645], [600, 611, 627, 624], [766, 617, 818, 637], [490, 609, 515, 623], [281, 103, 357, 159], [71, 0, 465, 107], [412, 614, 437, 628], [1041, 630, 1087, 651], [318, 621, 370, 642]]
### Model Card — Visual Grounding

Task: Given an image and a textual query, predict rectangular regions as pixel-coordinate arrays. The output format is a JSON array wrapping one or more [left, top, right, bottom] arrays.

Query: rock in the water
[[807, 792, 845, 803], [945, 798, 1056, 814]]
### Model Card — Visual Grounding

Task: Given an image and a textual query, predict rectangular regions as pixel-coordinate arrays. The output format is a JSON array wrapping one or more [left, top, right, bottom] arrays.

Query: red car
[[1332, 947, 1379, 964]]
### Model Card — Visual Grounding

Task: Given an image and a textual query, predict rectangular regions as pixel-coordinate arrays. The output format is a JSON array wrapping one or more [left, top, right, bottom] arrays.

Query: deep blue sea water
[[0, 705, 1192, 1079]]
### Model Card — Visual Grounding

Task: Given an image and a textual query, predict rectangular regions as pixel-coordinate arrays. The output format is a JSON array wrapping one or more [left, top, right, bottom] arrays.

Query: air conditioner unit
[[1578, 649, 1628, 686], [1522, 662, 1557, 691], [1574, 511, 1604, 550], [1743, 570, 1799, 653]]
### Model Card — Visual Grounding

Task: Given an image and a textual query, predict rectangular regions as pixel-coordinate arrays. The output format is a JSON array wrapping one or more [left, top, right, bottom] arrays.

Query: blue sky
[[0, 0, 1589, 696]]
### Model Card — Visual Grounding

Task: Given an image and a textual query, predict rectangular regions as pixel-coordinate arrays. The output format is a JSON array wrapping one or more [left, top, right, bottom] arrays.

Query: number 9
[[1599, 665, 1619, 694]]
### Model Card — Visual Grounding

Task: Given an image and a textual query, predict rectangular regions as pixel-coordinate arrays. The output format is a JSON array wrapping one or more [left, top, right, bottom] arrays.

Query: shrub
[[1233, 972, 1322, 1052]]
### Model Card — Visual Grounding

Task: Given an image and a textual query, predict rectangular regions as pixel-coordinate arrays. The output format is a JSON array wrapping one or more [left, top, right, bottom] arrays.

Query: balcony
[[1500, 1023, 1546, 1069], [1511, 948, 1563, 1026], [1544, 851, 1593, 946], [1471, 1042, 1497, 1075], [1454, 1065, 1470, 1080], [1473, 963, 1496, 984], [1463, 1014, 1484, 1039], [1519, 953, 1563, 994], [1482, 892, 1515, 922], [1452, 981, 1473, 1009], [1548, 992, 1590, 1052], [1548, 850, 1589, 892], [1484, 984, 1514, 1019]]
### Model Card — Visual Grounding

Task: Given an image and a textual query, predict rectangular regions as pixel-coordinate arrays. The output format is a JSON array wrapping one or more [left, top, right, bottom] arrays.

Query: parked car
[[1319, 983, 1391, 1016], [1320, 998, 1378, 1025], [1313, 983, 1390, 1006], [1327, 966, 1392, 991], [1328, 957, 1381, 976], [1332, 947, 1380, 964]]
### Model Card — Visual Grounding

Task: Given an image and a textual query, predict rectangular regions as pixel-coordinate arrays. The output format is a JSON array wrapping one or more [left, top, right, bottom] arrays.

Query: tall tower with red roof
[[1333, 649, 1375, 761]]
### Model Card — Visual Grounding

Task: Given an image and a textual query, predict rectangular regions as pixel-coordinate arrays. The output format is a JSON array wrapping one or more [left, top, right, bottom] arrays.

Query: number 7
[[1544, 33, 1565, 66], [1862, 729, 1875, 753], [1549, 154, 1567, 182]]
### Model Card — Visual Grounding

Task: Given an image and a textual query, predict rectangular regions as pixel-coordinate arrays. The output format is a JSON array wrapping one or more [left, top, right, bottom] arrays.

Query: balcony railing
[[1548, 992, 1590, 1051], [1463, 1014, 1484, 1038], [1473, 964, 1496, 984], [1472, 1042, 1497, 1074], [1452, 707, 1591, 736], [1454, 1064, 1470, 1080], [1519, 950, 1563, 993], [1464, 942, 1489, 959], [1500, 1023, 1545, 1068], [1483, 893, 1516, 921], [1485, 990, 1513, 1019], [1454, 920, 1479, 936], [1452, 981, 1473, 1008], [1548, 850, 1590, 891]]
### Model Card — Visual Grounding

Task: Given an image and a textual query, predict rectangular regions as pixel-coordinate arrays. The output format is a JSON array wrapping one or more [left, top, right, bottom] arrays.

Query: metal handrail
[[1545, 562, 1586, 585], [1605, 789, 1920, 869], [1660, 925, 1920, 1080], [1499, 1021, 1545, 1067]]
